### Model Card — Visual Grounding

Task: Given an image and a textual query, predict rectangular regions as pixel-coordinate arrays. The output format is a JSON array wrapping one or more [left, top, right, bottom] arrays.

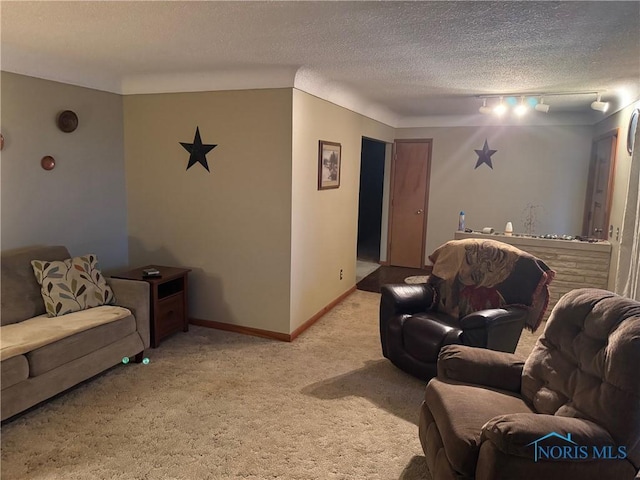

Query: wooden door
[[582, 131, 617, 239], [388, 140, 432, 267]]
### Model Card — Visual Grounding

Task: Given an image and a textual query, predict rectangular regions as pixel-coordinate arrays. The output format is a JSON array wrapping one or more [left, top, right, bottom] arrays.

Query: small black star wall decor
[[474, 139, 497, 169], [180, 127, 217, 172]]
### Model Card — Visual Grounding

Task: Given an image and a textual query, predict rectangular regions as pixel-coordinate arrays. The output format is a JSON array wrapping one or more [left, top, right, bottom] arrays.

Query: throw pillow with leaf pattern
[[31, 254, 116, 317]]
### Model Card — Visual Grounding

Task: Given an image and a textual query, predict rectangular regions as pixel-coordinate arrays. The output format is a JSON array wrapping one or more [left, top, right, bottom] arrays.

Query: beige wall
[[290, 89, 394, 331], [593, 100, 640, 289], [0, 72, 128, 270], [123, 89, 293, 333], [395, 125, 594, 258], [5, 70, 629, 335]]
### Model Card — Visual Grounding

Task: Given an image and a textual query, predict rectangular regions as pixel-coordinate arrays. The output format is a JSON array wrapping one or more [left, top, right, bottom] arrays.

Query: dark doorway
[[357, 138, 386, 262]]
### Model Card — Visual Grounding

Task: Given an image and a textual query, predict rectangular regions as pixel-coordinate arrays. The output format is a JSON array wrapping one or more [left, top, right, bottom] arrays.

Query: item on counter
[[458, 211, 465, 231], [482, 227, 495, 234], [504, 221, 513, 236]]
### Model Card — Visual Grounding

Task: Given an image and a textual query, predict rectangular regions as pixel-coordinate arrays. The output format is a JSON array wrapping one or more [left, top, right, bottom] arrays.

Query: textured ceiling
[[1, 1, 639, 125]]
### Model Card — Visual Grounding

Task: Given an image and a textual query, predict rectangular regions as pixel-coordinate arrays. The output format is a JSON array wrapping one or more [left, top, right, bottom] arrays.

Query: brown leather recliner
[[380, 239, 554, 381], [420, 288, 640, 480]]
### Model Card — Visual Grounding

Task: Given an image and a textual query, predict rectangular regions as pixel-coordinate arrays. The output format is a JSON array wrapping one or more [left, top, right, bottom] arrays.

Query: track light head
[[535, 98, 550, 113], [514, 96, 529, 116], [479, 98, 492, 114], [493, 97, 507, 116], [591, 93, 609, 113]]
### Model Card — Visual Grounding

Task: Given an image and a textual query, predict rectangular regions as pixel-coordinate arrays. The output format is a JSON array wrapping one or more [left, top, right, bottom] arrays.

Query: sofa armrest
[[482, 413, 618, 460], [460, 307, 527, 330], [380, 283, 436, 318], [437, 345, 524, 392], [108, 278, 150, 350]]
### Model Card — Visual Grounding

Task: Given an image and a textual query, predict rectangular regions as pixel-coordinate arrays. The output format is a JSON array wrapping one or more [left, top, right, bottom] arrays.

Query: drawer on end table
[[156, 293, 185, 340]]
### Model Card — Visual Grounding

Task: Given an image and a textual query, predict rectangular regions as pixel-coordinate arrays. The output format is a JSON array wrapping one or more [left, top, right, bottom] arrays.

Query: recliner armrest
[[380, 283, 436, 317], [437, 345, 524, 392], [482, 413, 619, 460], [460, 307, 528, 330]]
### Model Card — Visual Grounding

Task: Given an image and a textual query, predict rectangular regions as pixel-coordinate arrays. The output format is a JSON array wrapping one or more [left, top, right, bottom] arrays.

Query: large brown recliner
[[419, 288, 640, 480], [380, 239, 554, 381]]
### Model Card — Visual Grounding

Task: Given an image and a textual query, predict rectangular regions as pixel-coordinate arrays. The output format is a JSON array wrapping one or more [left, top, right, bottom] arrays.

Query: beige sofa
[[1, 245, 150, 421]]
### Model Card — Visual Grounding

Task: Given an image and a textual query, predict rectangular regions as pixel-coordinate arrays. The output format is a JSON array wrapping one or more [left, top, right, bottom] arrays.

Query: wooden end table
[[112, 266, 191, 348]]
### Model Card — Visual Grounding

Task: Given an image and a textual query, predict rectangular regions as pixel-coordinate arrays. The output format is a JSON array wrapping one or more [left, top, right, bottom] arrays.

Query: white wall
[[395, 125, 595, 258], [0, 72, 128, 271], [290, 89, 394, 331]]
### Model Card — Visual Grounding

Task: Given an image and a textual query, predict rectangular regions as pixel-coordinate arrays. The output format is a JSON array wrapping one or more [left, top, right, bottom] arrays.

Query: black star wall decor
[[180, 127, 217, 172], [474, 139, 497, 169]]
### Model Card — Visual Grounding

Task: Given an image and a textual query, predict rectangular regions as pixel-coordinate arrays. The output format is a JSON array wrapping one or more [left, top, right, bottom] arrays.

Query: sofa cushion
[[425, 378, 533, 478], [27, 314, 136, 376], [0, 305, 132, 361], [1, 355, 29, 390], [31, 254, 116, 317], [1, 246, 70, 325]]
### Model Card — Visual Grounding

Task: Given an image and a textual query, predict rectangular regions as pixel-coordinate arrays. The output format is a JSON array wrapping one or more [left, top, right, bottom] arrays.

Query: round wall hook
[[41, 155, 56, 170], [57, 110, 78, 133]]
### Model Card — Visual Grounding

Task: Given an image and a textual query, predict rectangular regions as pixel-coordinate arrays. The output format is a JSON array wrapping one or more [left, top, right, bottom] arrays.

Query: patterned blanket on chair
[[427, 238, 555, 331]]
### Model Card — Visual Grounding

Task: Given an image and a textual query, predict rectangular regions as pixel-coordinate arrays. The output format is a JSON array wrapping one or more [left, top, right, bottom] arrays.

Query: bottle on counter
[[458, 211, 465, 231], [505, 221, 513, 236]]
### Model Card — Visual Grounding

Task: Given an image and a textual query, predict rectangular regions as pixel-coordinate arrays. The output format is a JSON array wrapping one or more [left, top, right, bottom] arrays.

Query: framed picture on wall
[[318, 140, 341, 190]]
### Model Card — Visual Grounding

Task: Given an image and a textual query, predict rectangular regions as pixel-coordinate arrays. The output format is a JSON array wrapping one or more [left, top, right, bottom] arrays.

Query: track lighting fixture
[[477, 91, 609, 116], [535, 97, 550, 113], [591, 93, 609, 112]]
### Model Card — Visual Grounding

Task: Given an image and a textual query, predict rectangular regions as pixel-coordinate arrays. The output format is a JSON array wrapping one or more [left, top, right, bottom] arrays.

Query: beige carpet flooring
[[1, 290, 542, 480]]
